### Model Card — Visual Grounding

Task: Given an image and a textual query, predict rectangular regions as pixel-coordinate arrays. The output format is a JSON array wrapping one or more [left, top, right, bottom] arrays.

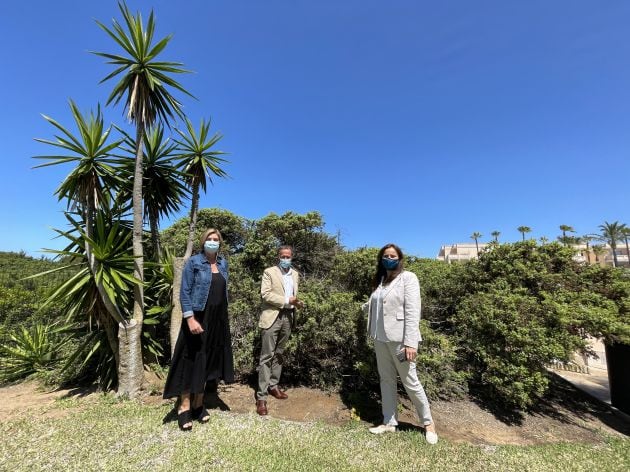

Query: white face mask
[[204, 240, 220, 254]]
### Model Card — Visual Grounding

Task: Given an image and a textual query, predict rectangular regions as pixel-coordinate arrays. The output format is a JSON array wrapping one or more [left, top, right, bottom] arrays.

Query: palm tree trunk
[[169, 257, 185, 358], [184, 181, 200, 259], [117, 318, 143, 396], [149, 210, 161, 261], [624, 237, 630, 268], [118, 122, 146, 397], [611, 241, 618, 267]]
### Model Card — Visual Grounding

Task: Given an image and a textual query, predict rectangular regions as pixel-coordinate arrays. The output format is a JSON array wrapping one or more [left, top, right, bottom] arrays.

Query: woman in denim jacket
[[163, 228, 234, 430]]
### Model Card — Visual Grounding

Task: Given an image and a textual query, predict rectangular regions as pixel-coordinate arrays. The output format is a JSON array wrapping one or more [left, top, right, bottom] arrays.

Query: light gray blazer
[[365, 270, 422, 348]]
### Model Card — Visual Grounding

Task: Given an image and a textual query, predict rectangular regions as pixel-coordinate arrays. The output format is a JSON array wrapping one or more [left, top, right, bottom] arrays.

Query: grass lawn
[[0, 395, 628, 471]]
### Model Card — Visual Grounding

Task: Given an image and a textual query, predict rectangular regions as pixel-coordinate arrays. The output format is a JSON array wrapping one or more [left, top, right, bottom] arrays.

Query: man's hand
[[289, 296, 305, 309], [187, 317, 204, 335]]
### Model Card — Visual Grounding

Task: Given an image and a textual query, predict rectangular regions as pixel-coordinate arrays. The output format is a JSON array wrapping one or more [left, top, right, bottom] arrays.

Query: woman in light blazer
[[364, 243, 438, 444]]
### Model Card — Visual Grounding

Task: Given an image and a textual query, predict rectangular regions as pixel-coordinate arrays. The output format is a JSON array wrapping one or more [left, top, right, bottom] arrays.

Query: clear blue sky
[[1, 0, 629, 258]]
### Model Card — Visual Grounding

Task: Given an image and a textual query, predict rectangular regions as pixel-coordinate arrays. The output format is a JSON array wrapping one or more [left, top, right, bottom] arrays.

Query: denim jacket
[[180, 252, 229, 318]]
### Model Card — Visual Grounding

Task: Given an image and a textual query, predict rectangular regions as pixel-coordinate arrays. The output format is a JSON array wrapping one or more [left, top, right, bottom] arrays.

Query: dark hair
[[371, 243, 404, 290], [278, 245, 293, 256]]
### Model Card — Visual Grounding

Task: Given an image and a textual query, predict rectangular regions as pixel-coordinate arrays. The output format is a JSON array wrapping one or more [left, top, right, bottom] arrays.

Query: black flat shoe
[[193, 406, 210, 423], [178, 410, 193, 431]]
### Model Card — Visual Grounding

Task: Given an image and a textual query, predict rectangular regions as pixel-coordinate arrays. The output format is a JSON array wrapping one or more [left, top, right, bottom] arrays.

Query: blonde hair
[[199, 228, 223, 250]]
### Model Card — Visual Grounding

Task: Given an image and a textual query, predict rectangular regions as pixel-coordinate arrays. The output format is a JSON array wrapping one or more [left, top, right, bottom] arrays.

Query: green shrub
[[0, 322, 73, 383], [416, 320, 469, 400], [451, 241, 630, 409], [283, 279, 365, 389]]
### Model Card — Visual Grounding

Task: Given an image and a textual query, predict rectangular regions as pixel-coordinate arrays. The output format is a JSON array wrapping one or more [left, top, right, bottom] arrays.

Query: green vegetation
[[452, 242, 630, 409], [2, 209, 630, 412], [2, 0, 628, 417], [0, 322, 73, 383], [0, 251, 69, 335], [0, 397, 627, 471]]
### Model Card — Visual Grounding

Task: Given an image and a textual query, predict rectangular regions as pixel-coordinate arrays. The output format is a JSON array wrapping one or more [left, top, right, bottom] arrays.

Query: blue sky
[[1, 0, 629, 258]]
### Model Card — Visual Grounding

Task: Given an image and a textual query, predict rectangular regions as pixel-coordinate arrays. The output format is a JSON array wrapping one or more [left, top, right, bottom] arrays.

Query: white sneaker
[[425, 430, 438, 445], [369, 424, 397, 434]]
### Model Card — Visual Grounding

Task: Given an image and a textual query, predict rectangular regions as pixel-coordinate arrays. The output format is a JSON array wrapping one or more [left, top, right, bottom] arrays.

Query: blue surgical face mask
[[382, 257, 399, 270], [204, 240, 220, 254], [279, 258, 292, 269]]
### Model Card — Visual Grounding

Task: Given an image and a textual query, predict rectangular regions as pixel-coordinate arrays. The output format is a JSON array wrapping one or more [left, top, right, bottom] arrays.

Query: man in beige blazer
[[256, 246, 303, 416]]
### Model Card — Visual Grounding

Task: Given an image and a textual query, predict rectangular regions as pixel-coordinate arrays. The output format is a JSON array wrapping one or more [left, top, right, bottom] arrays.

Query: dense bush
[[4, 215, 630, 413], [451, 241, 630, 409]]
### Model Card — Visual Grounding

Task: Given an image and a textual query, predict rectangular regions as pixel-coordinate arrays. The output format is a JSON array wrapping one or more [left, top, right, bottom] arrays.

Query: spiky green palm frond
[[115, 124, 190, 221], [92, 1, 193, 127], [33, 100, 123, 211], [174, 117, 228, 192]]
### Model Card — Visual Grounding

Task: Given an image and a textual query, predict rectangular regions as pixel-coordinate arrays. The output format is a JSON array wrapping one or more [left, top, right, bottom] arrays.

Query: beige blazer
[[365, 270, 422, 348], [259, 266, 300, 329]]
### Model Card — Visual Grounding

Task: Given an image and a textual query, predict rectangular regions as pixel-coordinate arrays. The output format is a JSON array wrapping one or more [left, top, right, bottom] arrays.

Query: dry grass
[[0, 394, 628, 471]]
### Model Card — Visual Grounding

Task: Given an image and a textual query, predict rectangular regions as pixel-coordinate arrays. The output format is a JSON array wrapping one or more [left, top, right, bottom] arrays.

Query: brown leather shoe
[[256, 400, 268, 416], [268, 386, 288, 400]]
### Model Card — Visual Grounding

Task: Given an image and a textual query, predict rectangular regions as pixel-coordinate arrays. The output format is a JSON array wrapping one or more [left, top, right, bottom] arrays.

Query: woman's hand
[[404, 346, 417, 362], [187, 317, 204, 335]]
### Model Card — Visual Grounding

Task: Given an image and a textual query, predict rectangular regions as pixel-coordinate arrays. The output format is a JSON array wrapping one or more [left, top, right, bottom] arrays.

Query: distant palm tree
[[517, 226, 532, 241], [598, 221, 627, 267], [558, 224, 576, 246], [539, 236, 549, 245], [470, 232, 482, 258], [174, 117, 228, 259], [93, 1, 192, 396], [491, 230, 500, 242]]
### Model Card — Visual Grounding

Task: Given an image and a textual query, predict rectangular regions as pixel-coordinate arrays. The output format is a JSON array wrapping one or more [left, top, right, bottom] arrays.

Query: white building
[[436, 243, 489, 263], [437, 241, 629, 266]]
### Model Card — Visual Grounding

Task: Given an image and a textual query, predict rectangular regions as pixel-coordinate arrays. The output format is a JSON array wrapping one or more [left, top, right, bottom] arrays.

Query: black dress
[[163, 272, 235, 399]]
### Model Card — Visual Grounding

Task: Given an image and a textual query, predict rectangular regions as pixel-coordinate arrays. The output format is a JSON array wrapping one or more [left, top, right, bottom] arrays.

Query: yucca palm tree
[[491, 230, 500, 242], [598, 221, 627, 267], [33, 100, 126, 331], [116, 124, 190, 259], [517, 226, 532, 241], [93, 1, 192, 395], [35, 211, 138, 387], [470, 232, 482, 257], [174, 117, 228, 259]]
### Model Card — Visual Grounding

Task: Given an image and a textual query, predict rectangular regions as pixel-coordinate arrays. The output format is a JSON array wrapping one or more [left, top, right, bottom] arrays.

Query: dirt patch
[[4, 375, 629, 446], [0, 381, 98, 421]]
